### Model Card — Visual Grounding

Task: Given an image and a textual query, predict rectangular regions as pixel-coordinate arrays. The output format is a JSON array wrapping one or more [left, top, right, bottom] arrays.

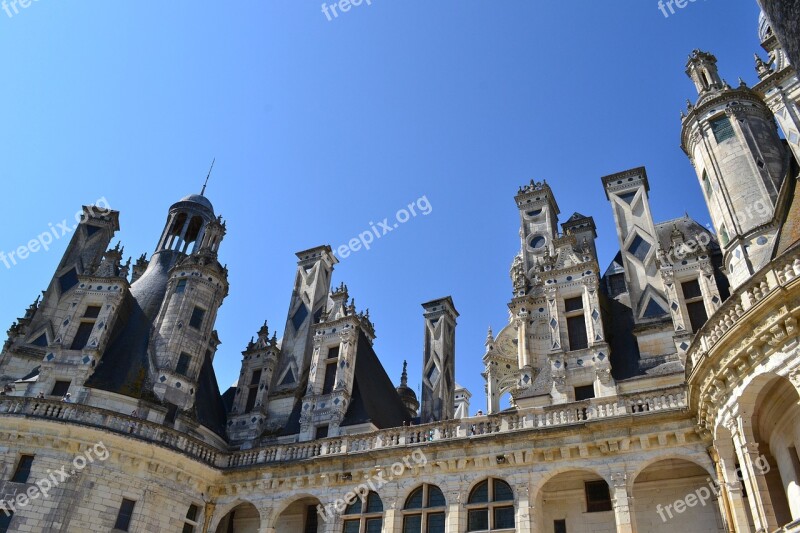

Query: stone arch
[[268, 493, 324, 533], [213, 500, 262, 533], [632, 458, 724, 533], [532, 467, 615, 533], [397, 482, 448, 510], [735, 372, 800, 525], [629, 452, 715, 490]]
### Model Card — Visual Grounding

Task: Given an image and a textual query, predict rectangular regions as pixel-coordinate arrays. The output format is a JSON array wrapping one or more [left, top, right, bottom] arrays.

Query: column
[[446, 491, 463, 532], [712, 442, 752, 533], [516, 310, 530, 369], [731, 422, 778, 531], [516, 486, 532, 533], [610, 472, 637, 533]]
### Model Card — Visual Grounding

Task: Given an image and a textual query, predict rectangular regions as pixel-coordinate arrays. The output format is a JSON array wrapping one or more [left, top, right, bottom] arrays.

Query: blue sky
[[0, 1, 764, 411]]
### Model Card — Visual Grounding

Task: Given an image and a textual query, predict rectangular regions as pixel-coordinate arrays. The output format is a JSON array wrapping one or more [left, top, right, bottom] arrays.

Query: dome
[[178, 193, 214, 213], [758, 11, 773, 43]]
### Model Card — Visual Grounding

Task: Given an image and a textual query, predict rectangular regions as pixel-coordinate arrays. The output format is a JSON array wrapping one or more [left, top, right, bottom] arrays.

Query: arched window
[[466, 478, 514, 532], [402, 484, 446, 533], [343, 491, 383, 533]]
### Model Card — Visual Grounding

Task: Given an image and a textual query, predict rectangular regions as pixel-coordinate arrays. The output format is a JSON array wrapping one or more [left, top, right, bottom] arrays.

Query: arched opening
[[741, 374, 800, 525], [535, 470, 614, 533], [215, 502, 260, 533], [465, 478, 514, 531], [633, 458, 724, 532], [342, 491, 383, 532], [183, 215, 204, 254], [402, 484, 446, 533], [274, 496, 323, 533], [163, 212, 187, 251]]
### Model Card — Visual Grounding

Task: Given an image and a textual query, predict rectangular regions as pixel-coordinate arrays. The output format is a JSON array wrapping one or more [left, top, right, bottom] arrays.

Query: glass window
[[711, 116, 735, 143], [344, 492, 383, 532], [403, 485, 446, 533], [189, 307, 205, 329], [175, 353, 191, 377], [585, 480, 612, 513], [70, 322, 95, 350], [114, 498, 136, 531], [175, 279, 187, 294], [11, 455, 34, 483], [466, 478, 515, 531]]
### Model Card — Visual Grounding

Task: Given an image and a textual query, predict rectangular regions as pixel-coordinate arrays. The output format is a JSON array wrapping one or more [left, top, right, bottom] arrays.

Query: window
[[322, 362, 337, 395], [585, 480, 612, 513], [607, 274, 626, 296], [244, 369, 261, 412], [628, 235, 651, 262], [182, 504, 200, 533], [682, 279, 708, 332], [189, 307, 205, 329], [292, 304, 309, 330], [114, 498, 136, 531], [175, 353, 191, 377], [10, 455, 34, 483], [70, 322, 95, 350], [554, 519, 567, 533], [30, 332, 48, 347], [304, 505, 318, 533], [720, 225, 729, 246], [574, 385, 595, 401], [702, 170, 712, 196], [343, 492, 383, 533], [58, 268, 79, 293], [0, 512, 13, 533], [84, 306, 101, 319], [175, 279, 187, 294], [279, 369, 295, 386], [402, 484, 446, 533], [50, 380, 71, 398], [316, 425, 329, 439], [466, 478, 514, 531], [711, 116, 735, 143], [564, 297, 588, 351]]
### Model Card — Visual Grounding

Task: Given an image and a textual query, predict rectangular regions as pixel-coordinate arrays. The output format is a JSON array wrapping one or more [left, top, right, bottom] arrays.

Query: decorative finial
[[400, 360, 408, 387], [201, 158, 215, 196]]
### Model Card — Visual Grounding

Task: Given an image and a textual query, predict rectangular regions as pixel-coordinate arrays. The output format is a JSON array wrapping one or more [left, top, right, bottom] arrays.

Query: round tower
[[681, 50, 788, 289], [149, 194, 230, 410]]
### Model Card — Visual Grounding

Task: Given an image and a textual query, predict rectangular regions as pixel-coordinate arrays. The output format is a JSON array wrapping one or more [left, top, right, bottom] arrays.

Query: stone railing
[[224, 386, 687, 469], [0, 397, 224, 467], [0, 387, 687, 470], [686, 247, 800, 378]]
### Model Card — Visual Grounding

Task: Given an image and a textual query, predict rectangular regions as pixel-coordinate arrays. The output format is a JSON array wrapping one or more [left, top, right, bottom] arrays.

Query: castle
[[0, 9, 799, 533]]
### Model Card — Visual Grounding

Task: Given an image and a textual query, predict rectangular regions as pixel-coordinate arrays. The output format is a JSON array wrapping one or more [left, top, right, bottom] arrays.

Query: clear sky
[[0, 0, 764, 412]]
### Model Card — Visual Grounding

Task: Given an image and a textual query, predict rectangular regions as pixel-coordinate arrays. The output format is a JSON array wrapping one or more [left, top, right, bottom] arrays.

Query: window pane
[[681, 279, 703, 299], [11, 455, 34, 483], [566, 315, 588, 351], [70, 322, 95, 350], [427, 485, 446, 508], [343, 520, 360, 533], [711, 116, 735, 143], [244, 388, 258, 412], [51, 381, 71, 398], [365, 518, 382, 533], [0, 512, 13, 533], [426, 512, 445, 533], [366, 492, 383, 513], [186, 504, 199, 521], [114, 499, 136, 531], [175, 279, 187, 293], [493, 506, 515, 529], [344, 499, 362, 515], [585, 481, 612, 513], [493, 479, 514, 502], [189, 307, 205, 329], [564, 297, 583, 312], [292, 304, 309, 330], [686, 301, 709, 332], [467, 509, 488, 531], [176, 353, 191, 376], [250, 370, 262, 386], [574, 385, 595, 401], [468, 481, 488, 504], [403, 515, 422, 533], [322, 362, 337, 395], [84, 306, 101, 318], [182, 524, 194, 533], [405, 487, 424, 509]]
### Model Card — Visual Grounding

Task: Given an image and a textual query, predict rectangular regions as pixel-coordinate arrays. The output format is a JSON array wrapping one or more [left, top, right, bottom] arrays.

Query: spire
[[201, 158, 215, 196], [400, 360, 408, 387]]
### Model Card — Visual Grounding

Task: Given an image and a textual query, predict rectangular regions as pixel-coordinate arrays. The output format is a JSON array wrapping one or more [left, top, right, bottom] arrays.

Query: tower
[[681, 50, 788, 288], [264, 245, 336, 431], [420, 297, 458, 423], [396, 361, 420, 419], [149, 195, 229, 410], [514, 180, 561, 291]]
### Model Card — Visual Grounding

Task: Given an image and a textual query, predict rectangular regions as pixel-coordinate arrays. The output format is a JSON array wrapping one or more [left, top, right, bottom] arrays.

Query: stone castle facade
[[0, 10, 799, 533]]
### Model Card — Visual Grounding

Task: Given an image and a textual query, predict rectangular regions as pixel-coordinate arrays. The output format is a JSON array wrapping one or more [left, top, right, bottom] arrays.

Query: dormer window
[[565, 297, 588, 351], [682, 279, 708, 332]]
